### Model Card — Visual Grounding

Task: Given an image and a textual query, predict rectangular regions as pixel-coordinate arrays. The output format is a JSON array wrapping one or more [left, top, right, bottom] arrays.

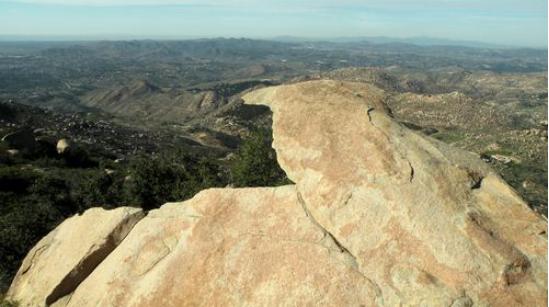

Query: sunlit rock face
[[8, 80, 547, 306], [7, 207, 144, 307]]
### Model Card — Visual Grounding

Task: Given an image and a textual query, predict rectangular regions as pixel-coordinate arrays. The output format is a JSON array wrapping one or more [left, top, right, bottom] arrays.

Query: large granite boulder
[[7, 80, 547, 306], [243, 80, 547, 306], [65, 186, 378, 306]]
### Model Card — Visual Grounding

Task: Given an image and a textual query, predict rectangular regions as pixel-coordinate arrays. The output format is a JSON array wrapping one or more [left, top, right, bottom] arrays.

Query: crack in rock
[[136, 240, 173, 277], [337, 192, 354, 209], [20, 244, 49, 276], [408, 161, 415, 183], [296, 191, 358, 265], [46, 210, 145, 306], [367, 107, 375, 123], [295, 189, 384, 303], [366, 106, 415, 186]]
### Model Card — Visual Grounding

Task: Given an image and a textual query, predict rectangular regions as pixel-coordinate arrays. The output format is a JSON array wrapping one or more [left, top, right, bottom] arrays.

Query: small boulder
[[6, 149, 20, 156], [56, 139, 71, 155], [491, 154, 520, 164]]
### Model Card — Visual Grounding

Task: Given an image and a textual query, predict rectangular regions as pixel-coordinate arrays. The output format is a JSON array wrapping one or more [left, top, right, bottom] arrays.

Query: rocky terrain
[[0, 101, 214, 159], [4, 39, 545, 213], [0, 97, 282, 293], [0, 39, 547, 304], [325, 67, 548, 215], [6, 81, 547, 306]]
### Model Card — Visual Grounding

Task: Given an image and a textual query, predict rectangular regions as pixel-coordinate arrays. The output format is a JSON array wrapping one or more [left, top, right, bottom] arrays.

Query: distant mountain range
[[0, 35, 546, 50], [273, 36, 546, 49]]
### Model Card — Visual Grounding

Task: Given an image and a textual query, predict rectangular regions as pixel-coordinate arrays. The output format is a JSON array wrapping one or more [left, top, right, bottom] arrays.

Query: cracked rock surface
[[6, 207, 144, 307], [7, 80, 548, 306], [65, 186, 377, 306]]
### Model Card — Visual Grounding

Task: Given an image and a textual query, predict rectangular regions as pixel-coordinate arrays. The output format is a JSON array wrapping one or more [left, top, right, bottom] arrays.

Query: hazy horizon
[[0, 0, 547, 48]]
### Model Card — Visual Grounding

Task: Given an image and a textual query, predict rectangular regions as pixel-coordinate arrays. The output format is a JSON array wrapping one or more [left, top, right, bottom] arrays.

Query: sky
[[0, 0, 547, 47]]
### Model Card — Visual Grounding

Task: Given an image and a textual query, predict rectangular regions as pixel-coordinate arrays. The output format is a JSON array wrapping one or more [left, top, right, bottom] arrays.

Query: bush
[[126, 152, 226, 210], [0, 167, 38, 193], [65, 148, 97, 168], [0, 170, 81, 291], [75, 170, 127, 210], [230, 129, 290, 187], [0, 194, 64, 293], [30, 174, 80, 215]]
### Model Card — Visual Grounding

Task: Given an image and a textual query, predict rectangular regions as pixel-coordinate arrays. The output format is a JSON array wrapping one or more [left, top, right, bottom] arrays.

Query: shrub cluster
[[230, 128, 290, 187]]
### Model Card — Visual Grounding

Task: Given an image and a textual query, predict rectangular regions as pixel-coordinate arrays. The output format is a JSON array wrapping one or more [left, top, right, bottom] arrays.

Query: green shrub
[[62, 147, 97, 168], [30, 174, 80, 215], [75, 170, 127, 210], [126, 152, 226, 210], [230, 129, 290, 187], [0, 169, 81, 291], [0, 194, 64, 293], [0, 167, 38, 193]]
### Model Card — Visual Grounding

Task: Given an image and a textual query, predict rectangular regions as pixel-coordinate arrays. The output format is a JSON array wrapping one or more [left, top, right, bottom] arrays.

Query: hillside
[[0, 40, 547, 301], [0, 100, 284, 292], [6, 81, 547, 306]]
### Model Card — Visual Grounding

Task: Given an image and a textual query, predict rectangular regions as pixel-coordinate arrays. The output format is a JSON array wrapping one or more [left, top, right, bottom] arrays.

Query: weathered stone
[[7, 80, 547, 306], [491, 154, 520, 164], [65, 186, 378, 306], [243, 80, 547, 306], [56, 138, 71, 154], [7, 207, 144, 307]]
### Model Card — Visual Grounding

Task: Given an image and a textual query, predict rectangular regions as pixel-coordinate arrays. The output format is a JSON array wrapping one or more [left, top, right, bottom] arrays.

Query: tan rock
[[7, 207, 144, 307], [8, 80, 547, 306], [243, 80, 547, 306], [66, 186, 378, 306], [491, 154, 520, 164], [56, 139, 71, 155]]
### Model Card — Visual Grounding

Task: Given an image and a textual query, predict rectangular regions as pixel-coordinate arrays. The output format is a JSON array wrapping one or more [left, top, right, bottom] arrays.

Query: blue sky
[[0, 0, 547, 47]]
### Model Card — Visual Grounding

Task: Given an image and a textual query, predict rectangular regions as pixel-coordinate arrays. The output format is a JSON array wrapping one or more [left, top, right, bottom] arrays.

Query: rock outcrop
[[7, 207, 144, 306], [7, 80, 547, 306]]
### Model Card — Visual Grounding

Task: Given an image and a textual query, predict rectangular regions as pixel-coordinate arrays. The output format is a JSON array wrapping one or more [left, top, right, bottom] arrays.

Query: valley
[[2, 39, 545, 212], [0, 38, 547, 296]]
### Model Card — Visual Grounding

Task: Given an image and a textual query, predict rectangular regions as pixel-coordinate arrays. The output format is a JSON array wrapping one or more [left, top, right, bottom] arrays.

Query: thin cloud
[[4, 0, 545, 9], [3, 0, 206, 6], [3, 0, 546, 13]]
